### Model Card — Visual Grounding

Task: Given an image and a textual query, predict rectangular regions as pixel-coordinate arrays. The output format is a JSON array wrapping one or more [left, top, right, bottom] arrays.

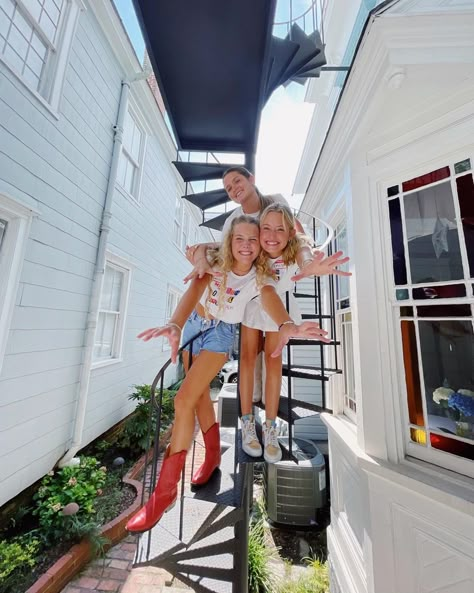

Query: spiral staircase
[[130, 1, 343, 591]]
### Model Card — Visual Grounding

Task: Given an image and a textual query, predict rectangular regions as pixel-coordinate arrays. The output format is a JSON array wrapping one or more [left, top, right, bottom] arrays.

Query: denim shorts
[[182, 310, 236, 356]]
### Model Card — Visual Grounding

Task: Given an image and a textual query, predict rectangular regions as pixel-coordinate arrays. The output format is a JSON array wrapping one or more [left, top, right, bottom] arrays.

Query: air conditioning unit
[[263, 438, 327, 528]]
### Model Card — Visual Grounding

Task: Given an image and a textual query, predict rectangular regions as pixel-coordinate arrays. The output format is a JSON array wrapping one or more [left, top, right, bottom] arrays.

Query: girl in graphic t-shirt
[[239, 203, 352, 464], [126, 215, 329, 533]]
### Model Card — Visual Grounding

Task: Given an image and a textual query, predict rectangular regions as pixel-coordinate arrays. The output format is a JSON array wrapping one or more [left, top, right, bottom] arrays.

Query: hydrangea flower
[[433, 387, 454, 404], [448, 392, 474, 418]]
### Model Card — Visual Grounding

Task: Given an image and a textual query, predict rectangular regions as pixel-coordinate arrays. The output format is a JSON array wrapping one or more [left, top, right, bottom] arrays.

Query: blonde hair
[[205, 215, 271, 315], [259, 202, 311, 266]]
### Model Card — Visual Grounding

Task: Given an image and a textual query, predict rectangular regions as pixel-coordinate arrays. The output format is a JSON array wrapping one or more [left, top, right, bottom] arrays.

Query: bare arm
[[260, 285, 330, 357]]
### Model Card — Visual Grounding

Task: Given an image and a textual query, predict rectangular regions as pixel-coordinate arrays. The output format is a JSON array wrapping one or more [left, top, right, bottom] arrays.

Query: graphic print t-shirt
[[199, 268, 259, 323]]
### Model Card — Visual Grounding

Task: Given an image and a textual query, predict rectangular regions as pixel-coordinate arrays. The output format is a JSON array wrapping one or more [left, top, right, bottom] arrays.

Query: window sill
[[322, 413, 474, 515], [115, 184, 141, 207], [91, 357, 123, 370], [1, 57, 60, 121]]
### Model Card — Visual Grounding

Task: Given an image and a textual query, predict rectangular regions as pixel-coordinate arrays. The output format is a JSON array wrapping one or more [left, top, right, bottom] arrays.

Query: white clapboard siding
[[0, 1, 213, 506]]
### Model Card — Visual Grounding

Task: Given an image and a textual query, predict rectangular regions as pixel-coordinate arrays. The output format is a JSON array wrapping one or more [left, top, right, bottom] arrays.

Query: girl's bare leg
[[239, 325, 261, 416], [263, 332, 283, 420], [169, 351, 227, 455], [182, 352, 217, 435]]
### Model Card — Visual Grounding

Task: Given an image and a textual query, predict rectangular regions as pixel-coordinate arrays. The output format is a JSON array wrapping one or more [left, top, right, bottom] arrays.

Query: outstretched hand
[[291, 250, 351, 281], [271, 321, 331, 358], [137, 325, 181, 364]]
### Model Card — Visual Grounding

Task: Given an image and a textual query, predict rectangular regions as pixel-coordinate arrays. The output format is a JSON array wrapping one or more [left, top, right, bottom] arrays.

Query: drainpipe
[[59, 71, 148, 466]]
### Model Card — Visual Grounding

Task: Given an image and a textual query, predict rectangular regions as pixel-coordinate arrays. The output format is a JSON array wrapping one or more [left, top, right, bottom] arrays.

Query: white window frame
[[384, 155, 474, 478], [163, 285, 182, 352], [0, 192, 37, 375], [331, 219, 356, 421], [0, 0, 85, 114], [116, 105, 146, 203], [92, 252, 131, 369]]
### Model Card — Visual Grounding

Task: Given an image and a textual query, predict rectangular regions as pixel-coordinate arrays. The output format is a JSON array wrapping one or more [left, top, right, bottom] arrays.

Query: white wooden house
[[0, 0, 214, 507], [295, 1, 474, 592]]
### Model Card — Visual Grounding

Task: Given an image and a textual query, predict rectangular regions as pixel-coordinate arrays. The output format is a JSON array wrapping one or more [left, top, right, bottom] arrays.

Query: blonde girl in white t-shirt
[[126, 215, 328, 533], [239, 203, 351, 463]]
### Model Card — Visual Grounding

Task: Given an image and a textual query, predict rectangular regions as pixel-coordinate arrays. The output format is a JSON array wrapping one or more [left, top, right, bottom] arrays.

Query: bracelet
[[278, 320, 295, 331], [301, 258, 313, 268], [168, 322, 182, 332]]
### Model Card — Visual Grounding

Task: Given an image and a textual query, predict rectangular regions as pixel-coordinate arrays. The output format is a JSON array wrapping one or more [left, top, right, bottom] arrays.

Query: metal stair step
[[277, 396, 331, 420], [186, 445, 240, 508], [282, 364, 341, 381], [173, 161, 240, 182], [235, 425, 293, 464], [277, 23, 322, 87], [288, 338, 339, 346], [301, 312, 333, 319], [293, 30, 326, 76], [292, 292, 318, 298], [200, 210, 233, 231], [169, 534, 235, 565], [265, 35, 299, 97], [182, 188, 228, 210]]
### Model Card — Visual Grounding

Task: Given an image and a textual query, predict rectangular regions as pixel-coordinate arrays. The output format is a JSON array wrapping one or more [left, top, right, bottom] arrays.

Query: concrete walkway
[[59, 431, 207, 593]]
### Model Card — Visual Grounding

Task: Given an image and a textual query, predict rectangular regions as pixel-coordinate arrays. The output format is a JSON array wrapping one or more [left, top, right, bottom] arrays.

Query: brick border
[[25, 425, 173, 593]]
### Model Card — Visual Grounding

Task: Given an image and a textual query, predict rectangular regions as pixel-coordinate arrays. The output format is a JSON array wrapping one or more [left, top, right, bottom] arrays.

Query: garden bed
[[0, 384, 175, 593]]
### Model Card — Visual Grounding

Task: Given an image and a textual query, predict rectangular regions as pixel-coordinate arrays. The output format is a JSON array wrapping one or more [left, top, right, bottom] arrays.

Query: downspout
[[59, 71, 147, 466]]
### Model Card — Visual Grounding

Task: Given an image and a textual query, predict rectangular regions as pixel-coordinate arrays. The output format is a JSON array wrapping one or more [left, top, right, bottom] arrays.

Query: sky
[[112, 0, 316, 210]]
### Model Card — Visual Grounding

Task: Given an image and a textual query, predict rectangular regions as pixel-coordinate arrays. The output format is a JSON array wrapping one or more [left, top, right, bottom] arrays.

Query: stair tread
[[183, 188, 228, 210], [288, 338, 339, 346], [277, 23, 322, 87], [173, 161, 240, 182], [292, 30, 326, 76], [186, 445, 240, 508], [200, 210, 233, 231], [265, 35, 299, 96], [282, 364, 341, 380]]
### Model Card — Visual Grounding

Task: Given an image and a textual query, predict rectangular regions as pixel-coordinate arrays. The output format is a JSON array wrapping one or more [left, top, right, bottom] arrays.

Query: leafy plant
[[248, 518, 276, 593], [0, 533, 40, 584], [62, 516, 109, 558], [277, 558, 329, 593], [117, 384, 175, 454], [33, 457, 107, 542]]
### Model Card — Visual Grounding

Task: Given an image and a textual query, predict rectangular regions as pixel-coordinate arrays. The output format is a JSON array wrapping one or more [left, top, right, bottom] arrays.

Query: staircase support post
[[234, 463, 253, 593]]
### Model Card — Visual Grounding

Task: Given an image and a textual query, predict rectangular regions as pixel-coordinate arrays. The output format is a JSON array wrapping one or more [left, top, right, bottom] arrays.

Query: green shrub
[[248, 518, 276, 593], [277, 558, 330, 593], [117, 384, 175, 454], [0, 533, 40, 584], [33, 457, 106, 542]]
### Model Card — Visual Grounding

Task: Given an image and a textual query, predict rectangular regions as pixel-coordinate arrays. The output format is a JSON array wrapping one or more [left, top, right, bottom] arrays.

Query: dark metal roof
[[133, 0, 276, 153]]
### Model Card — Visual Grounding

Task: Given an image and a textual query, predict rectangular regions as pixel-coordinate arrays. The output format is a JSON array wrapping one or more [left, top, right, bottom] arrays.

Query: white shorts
[[242, 292, 302, 333]]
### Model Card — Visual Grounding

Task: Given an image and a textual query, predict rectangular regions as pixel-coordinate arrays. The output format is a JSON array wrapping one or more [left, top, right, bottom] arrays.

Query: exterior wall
[[298, 5, 474, 593], [0, 1, 211, 506]]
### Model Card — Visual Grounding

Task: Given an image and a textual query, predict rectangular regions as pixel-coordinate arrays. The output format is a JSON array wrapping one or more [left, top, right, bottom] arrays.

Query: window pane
[[454, 158, 471, 175], [389, 198, 408, 285], [0, 218, 7, 250], [419, 319, 474, 444], [401, 320, 424, 426], [101, 265, 123, 311], [387, 185, 399, 197], [123, 157, 135, 195], [456, 174, 474, 277], [402, 166, 450, 192], [93, 312, 116, 360], [404, 181, 463, 283], [412, 284, 466, 300]]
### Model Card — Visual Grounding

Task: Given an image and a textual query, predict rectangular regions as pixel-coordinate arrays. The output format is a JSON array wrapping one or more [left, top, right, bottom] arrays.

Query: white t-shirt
[[199, 268, 259, 323], [243, 257, 302, 332], [221, 193, 289, 237]]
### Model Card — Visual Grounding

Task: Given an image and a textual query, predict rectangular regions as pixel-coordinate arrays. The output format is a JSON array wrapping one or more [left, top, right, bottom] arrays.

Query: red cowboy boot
[[126, 447, 186, 533], [191, 422, 221, 487]]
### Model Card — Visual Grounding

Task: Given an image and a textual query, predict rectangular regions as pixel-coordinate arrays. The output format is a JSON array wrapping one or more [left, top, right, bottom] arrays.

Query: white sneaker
[[263, 422, 282, 463], [241, 417, 262, 457], [252, 352, 263, 403]]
